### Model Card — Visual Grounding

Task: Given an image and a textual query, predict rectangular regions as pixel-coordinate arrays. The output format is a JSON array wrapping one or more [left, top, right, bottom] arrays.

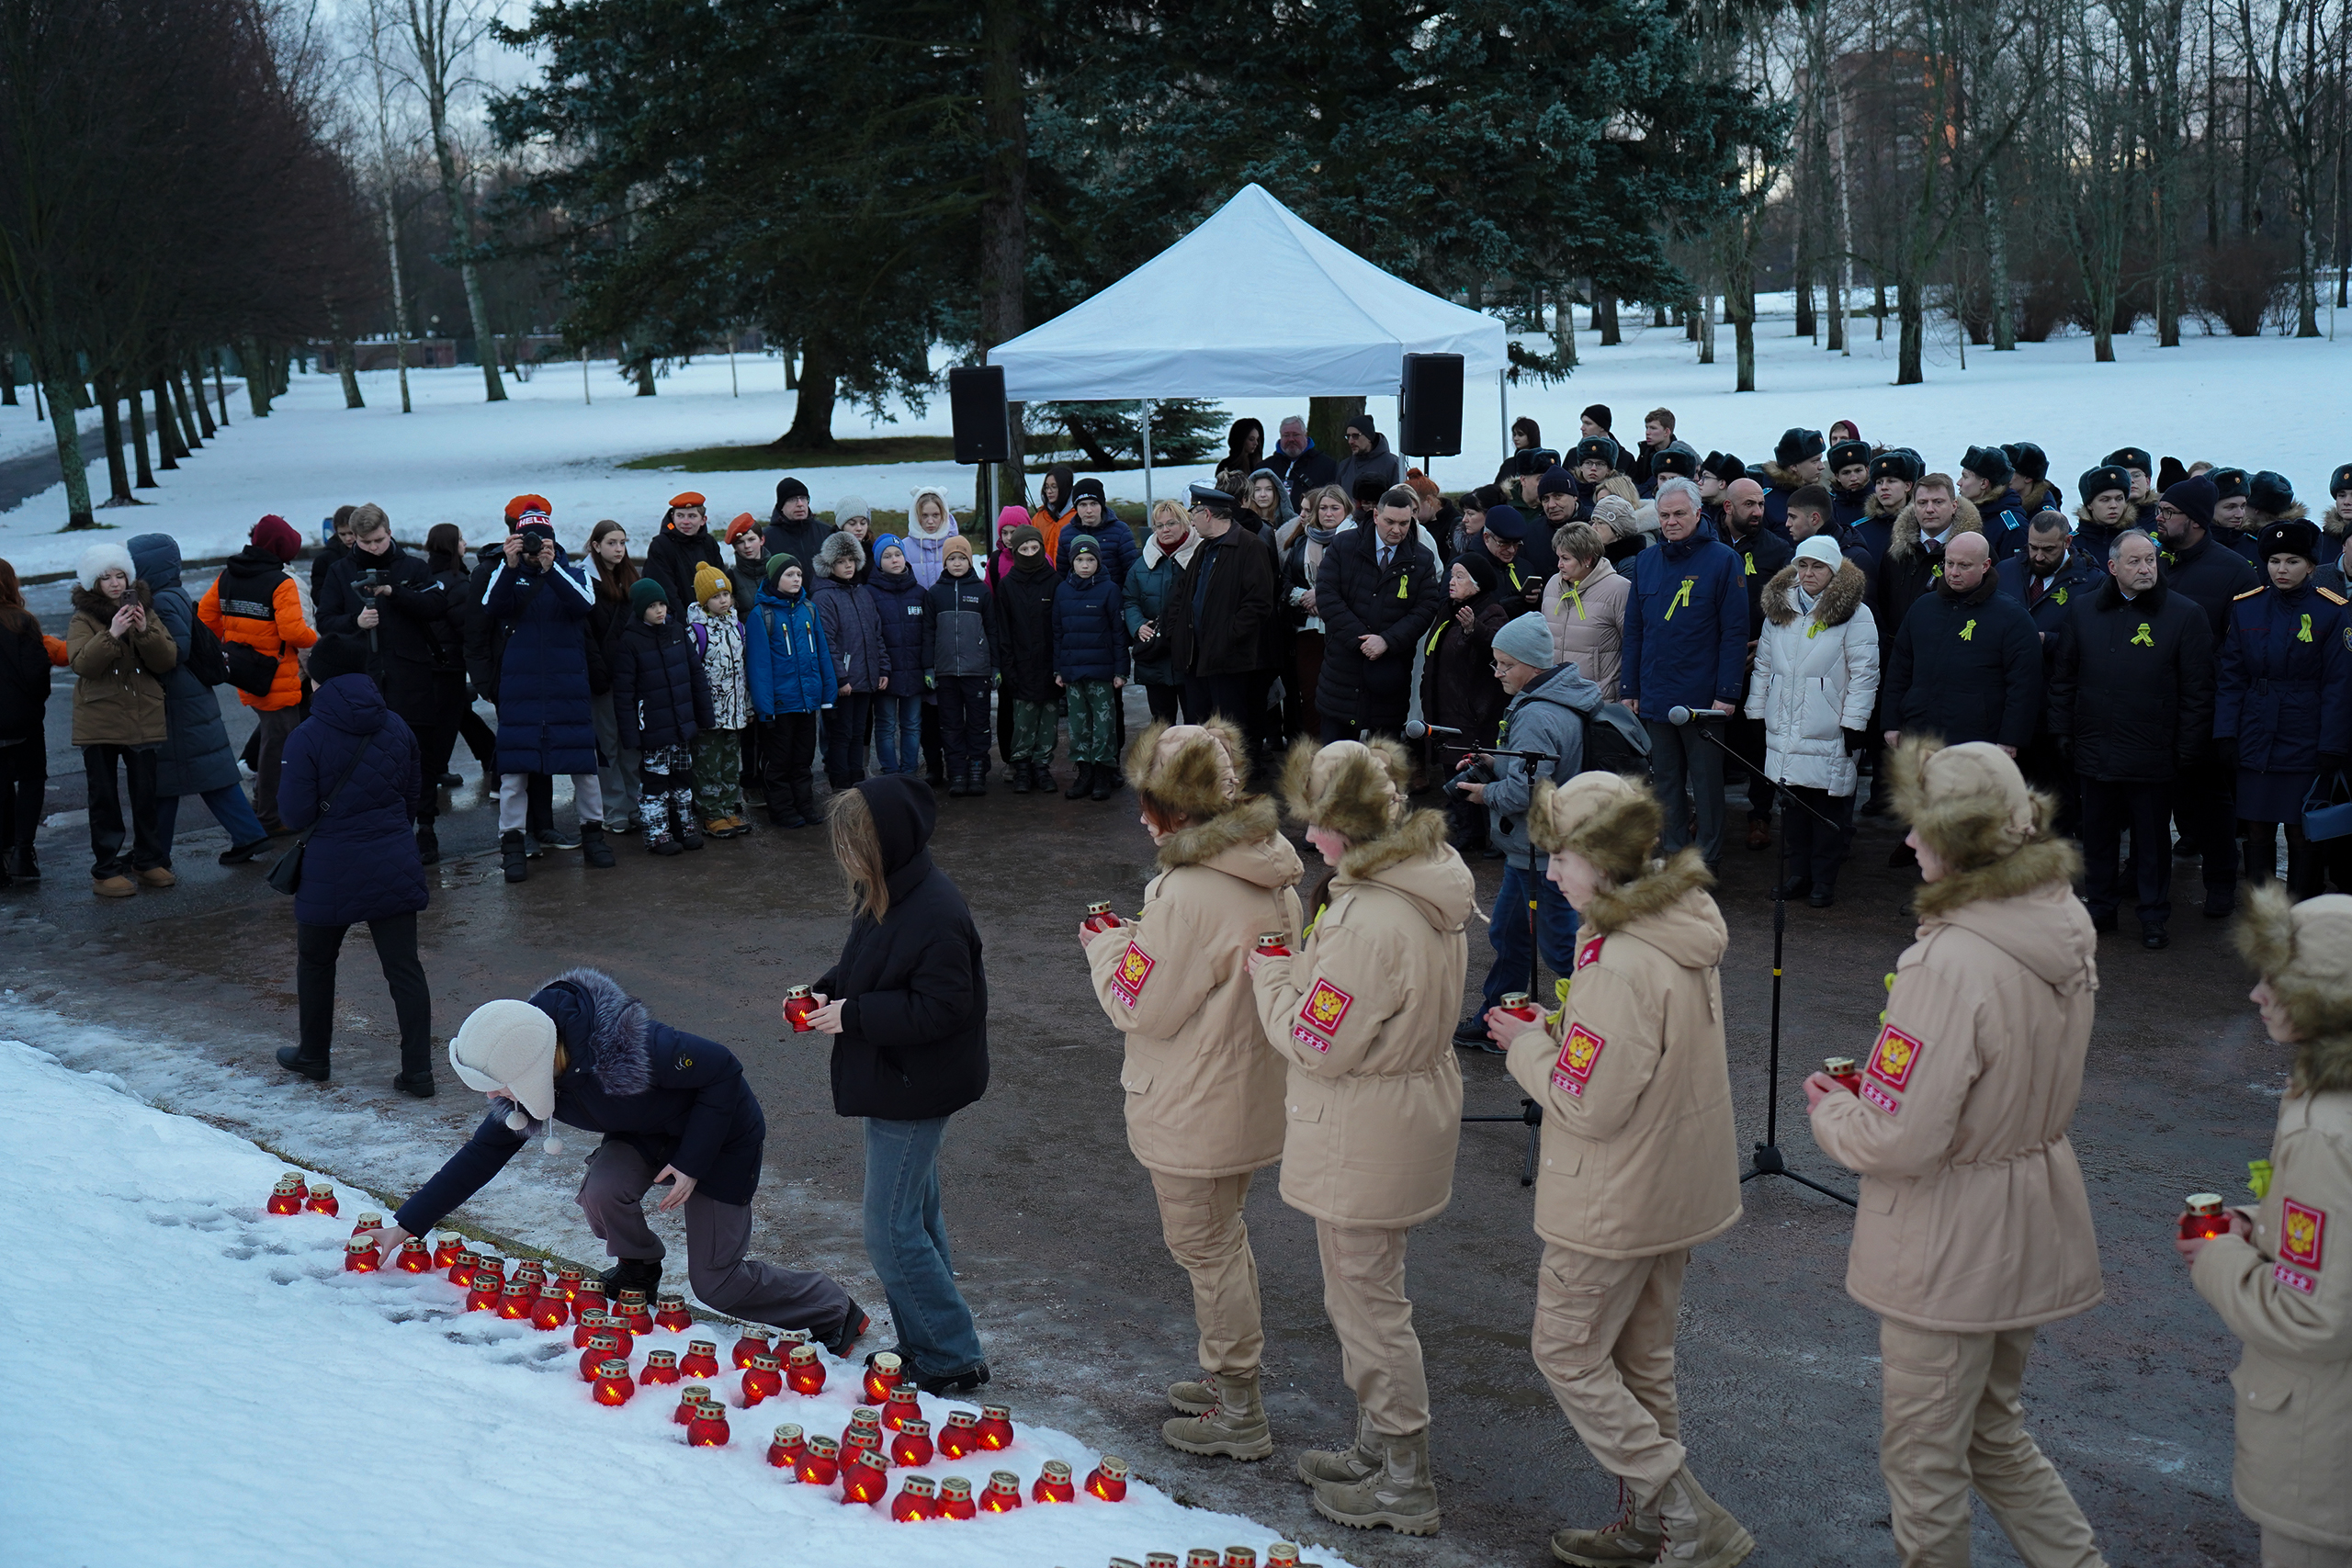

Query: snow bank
[[0, 1039, 1356, 1568]]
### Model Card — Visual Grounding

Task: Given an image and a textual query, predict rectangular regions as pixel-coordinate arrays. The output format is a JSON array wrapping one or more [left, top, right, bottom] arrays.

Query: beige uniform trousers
[[1150, 1170, 1263, 1375], [1879, 1319, 2108, 1568], [1316, 1221, 1430, 1435], [2267, 1531, 2352, 1568], [1530, 1241, 1688, 1492]]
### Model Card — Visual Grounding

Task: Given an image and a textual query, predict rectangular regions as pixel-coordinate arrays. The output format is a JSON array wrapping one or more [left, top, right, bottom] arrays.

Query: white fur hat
[[75, 542, 136, 592], [449, 998, 560, 1123]]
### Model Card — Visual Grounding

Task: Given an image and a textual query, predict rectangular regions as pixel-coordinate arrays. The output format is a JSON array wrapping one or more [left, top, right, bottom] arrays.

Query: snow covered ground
[[0, 1036, 1361, 1568], [3, 303, 2347, 580]]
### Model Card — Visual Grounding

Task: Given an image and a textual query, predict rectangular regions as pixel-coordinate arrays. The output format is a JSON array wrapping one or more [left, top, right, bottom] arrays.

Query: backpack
[[1580, 699, 1651, 776], [185, 615, 234, 688]]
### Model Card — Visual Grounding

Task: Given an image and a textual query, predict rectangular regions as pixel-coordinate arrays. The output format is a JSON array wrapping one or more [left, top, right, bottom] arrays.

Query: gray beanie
[[1492, 613, 1555, 670], [833, 494, 872, 524]]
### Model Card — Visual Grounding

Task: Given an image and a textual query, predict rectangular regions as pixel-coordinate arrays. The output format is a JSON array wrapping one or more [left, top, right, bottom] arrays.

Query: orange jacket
[[198, 561, 316, 710], [42, 635, 67, 666], [1030, 504, 1073, 566]]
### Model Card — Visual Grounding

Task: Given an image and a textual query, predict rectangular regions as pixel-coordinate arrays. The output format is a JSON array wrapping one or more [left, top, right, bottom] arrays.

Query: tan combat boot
[[1167, 1377, 1216, 1416], [1310, 1426, 1440, 1537], [1650, 1464, 1755, 1567], [1295, 1406, 1378, 1486], [1550, 1477, 1663, 1565], [1160, 1368, 1273, 1460]]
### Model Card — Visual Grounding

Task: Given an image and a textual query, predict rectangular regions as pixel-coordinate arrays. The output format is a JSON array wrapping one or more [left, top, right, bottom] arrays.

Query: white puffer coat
[[1743, 558, 1880, 795]]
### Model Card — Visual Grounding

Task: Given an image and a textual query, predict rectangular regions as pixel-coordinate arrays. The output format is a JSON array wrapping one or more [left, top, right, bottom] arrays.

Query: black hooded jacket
[[818, 776, 989, 1121]]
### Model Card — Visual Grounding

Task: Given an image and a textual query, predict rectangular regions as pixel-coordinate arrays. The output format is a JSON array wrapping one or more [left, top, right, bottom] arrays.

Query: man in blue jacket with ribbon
[[361, 967, 868, 1354], [1622, 477, 1750, 874]]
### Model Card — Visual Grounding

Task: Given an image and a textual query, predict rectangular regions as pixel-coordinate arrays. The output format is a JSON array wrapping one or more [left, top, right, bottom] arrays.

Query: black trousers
[[2019, 733, 2080, 838], [756, 712, 819, 797], [935, 676, 993, 771], [1729, 715, 1772, 822], [738, 718, 763, 800], [825, 692, 874, 784], [2082, 776, 2172, 926], [2176, 756, 2238, 897], [413, 724, 457, 824], [84, 744, 164, 878], [1779, 784, 1856, 890], [1, 737, 43, 860], [296, 910, 432, 1075], [1142, 682, 1184, 725], [1183, 672, 1255, 728], [458, 706, 497, 766], [920, 700, 945, 782]]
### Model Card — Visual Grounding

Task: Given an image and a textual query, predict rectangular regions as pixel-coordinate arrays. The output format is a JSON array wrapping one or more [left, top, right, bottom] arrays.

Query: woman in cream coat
[[1744, 536, 1880, 905]]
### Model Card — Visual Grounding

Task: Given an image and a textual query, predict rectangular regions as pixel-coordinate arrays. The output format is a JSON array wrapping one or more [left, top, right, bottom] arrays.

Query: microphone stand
[[1668, 713, 1856, 1208]]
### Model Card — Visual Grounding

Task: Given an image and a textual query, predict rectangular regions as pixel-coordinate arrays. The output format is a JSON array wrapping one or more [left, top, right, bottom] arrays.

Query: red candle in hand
[[1498, 991, 1542, 1023], [1254, 931, 1291, 957], [935, 1476, 976, 1520], [889, 1475, 937, 1522], [1083, 1455, 1130, 1502], [592, 1359, 636, 1407], [785, 985, 818, 1032], [2181, 1193, 2233, 1239], [640, 1348, 680, 1385], [305, 1184, 339, 1218], [653, 1292, 691, 1333], [1824, 1056, 1862, 1095], [1031, 1461, 1075, 1503], [431, 1235, 463, 1269], [840, 1450, 889, 1506], [766, 1423, 806, 1470], [531, 1292, 571, 1332], [267, 1176, 306, 1215], [796, 1435, 842, 1486], [344, 1235, 379, 1273], [978, 1471, 1023, 1513], [731, 1327, 775, 1371], [497, 1280, 536, 1319], [889, 1419, 933, 1469], [862, 1352, 902, 1405], [680, 1339, 720, 1380], [881, 1381, 922, 1433], [975, 1404, 1014, 1450], [673, 1386, 711, 1426], [352, 1211, 384, 1236], [686, 1403, 731, 1448], [741, 1353, 783, 1407], [785, 1344, 825, 1395], [936, 1409, 980, 1460], [395, 1236, 433, 1274], [1084, 900, 1120, 932], [579, 1333, 624, 1382]]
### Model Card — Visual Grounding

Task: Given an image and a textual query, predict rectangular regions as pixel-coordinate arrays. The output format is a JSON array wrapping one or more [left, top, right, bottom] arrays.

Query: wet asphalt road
[[2, 629, 2267, 1567]]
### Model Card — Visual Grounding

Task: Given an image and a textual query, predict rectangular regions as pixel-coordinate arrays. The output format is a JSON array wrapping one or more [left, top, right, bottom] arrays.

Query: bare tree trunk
[[1595, 293, 1622, 344], [424, 100, 504, 400], [1308, 396, 1365, 456], [1984, 168, 2016, 349], [153, 377, 183, 465], [385, 195, 413, 413], [1898, 275, 1926, 384], [0, 352, 15, 405], [169, 370, 201, 449], [635, 357, 656, 397], [778, 343, 838, 448], [186, 358, 217, 437], [242, 339, 272, 417], [210, 353, 228, 424], [127, 381, 155, 488], [96, 372, 132, 505], [1698, 288, 1716, 365], [44, 373, 96, 529], [1554, 286, 1577, 367]]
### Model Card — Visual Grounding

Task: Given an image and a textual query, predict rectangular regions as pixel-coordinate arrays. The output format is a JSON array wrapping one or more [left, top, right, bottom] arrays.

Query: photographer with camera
[[317, 504, 458, 862]]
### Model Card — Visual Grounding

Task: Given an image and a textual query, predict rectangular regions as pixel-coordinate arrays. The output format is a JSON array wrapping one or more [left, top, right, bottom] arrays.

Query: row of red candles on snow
[[268, 1174, 339, 1216], [1112, 1551, 1317, 1568]]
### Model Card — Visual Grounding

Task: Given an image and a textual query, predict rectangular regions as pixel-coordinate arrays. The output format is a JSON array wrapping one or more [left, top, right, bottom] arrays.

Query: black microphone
[[1404, 719, 1465, 740]]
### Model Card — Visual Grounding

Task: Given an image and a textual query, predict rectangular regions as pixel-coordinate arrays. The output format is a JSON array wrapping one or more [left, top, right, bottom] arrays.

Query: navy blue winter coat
[[1621, 523, 1750, 711], [1055, 513, 1140, 586], [1977, 488, 2031, 561], [128, 533, 240, 797], [610, 615, 713, 750], [2216, 581, 2352, 774], [866, 565, 930, 687], [744, 585, 833, 716], [481, 552, 599, 773], [277, 673, 426, 928], [1995, 548, 2106, 695], [393, 967, 769, 1234], [1051, 569, 1130, 682], [813, 575, 889, 692]]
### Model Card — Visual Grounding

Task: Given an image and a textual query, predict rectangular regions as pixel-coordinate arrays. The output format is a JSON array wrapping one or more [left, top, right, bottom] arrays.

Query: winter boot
[[392, 1070, 437, 1099], [968, 761, 988, 796], [1090, 762, 1114, 801], [641, 793, 678, 855], [1297, 1407, 1381, 1486], [1033, 761, 1056, 795], [580, 821, 616, 869], [793, 780, 820, 823], [501, 829, 529, 883], [275, 1044, 329, 1082], [1549, 1478, 1663, 1566], [1311, 1426, 1440, 1536], [12, 845, 40, 880], [1066, 761, 1091, 800], [1012, 758, 1032, 794], [1167, 1378, 1216, 1416], [1161, 1369, 1274, 1460], [1647, 1465, 1754, 1567], [599, 1257, 662, 1300], [821, 1298, 871, 1359], [414, 824, 441, 865], [673, 792, 704, 850], [945, 765, 967, 798]]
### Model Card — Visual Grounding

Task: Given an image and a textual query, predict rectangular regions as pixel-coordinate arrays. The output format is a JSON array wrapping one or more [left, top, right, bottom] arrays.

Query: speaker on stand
[[1397, 353, 1464, 461]]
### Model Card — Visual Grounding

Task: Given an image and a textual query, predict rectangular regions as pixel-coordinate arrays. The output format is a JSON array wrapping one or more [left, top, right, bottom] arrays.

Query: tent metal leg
[[1142, 397, 1155, 510]]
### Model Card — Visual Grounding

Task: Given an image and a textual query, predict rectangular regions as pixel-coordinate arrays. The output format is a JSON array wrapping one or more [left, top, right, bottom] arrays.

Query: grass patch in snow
[[623, 435, 959, 471]]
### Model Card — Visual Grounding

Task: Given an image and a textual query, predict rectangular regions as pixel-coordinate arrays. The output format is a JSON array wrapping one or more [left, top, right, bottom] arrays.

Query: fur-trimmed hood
[[1761, 460, 1812, 491], [70, 579, 154, 624], [816, 530, 865, 572], [1760, 558, 1867, 627], [1330, 807, 1477, 934], [2018, 478, 2057, 515], [1529, 772, 1661, 882], [1580, 848, 1722, 947], [1152, 794, 1297, 892], [2236, 885, 2352, 1093], [544, 966, 652, 1096], [1128, 716, 1250, 825], [1887, 494, 1984, 561], [1280, 736, 1410, 847], [1887, 736, 2082, 918], [1864, 490, 1907, 521], [2255, 501, 2311, 525]]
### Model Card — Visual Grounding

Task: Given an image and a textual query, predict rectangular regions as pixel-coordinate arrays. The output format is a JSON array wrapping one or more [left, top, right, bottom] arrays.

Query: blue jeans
[[155, 783, 270, 862], [863, 1116, 984, 1376], [1480, 860, 1580, 1014], [874, 694, 924, 774]]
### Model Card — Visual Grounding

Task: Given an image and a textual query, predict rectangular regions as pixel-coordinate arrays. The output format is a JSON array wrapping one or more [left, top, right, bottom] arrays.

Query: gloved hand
[[1841, 728, 1868, 754], [923, 673, 935, 691], [2214, 736, 2239, 772]]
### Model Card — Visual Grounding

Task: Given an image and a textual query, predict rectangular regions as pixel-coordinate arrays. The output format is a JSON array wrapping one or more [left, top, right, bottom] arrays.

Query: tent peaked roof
[[989, 183, 1508, 400]]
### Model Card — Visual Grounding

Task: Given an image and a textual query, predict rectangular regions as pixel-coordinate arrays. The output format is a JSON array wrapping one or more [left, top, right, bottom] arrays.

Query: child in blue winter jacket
[[743, 553, 831, 829], [1051, 534, 1127, 801]]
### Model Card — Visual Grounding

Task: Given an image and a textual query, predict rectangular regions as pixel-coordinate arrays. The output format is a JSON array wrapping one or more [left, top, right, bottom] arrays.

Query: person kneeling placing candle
[[356, 968, 868, 1356]]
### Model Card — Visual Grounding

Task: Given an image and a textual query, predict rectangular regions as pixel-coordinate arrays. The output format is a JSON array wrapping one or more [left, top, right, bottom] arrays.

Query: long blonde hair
[[827, 788, 892, 922]]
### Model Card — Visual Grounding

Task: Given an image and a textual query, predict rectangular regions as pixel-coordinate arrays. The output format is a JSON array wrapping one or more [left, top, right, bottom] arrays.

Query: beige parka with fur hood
[[1505, 772, 1744, 1258], [1089, 720, 1302, 1179], [2193, 886, 2352, 1550], [1251, 739, 1475, 1229], [1810, 739, 2105, 1332]]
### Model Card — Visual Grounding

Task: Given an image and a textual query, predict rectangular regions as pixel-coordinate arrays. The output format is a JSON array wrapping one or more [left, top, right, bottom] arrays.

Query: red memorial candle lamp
[[889, 1419, 933, 1469], [1223, 1550, 1257, 1568], [1187, 1553, 1223, 1568], [447, 1248, 478, 1288], [881, 1380, 922, 1433], [305, 1184, 340, 1218], [573, 1279, 608, 1318], [1498, 992, 1542, 1024], [640, 1348, 680, 1386], [766, 1423, 807, 1470], [396, 1236, 433, 1274], [673, 1386, 711, 1426], [1147, 1554, 1181, 1568], [978, 1472, 1023, 1513], [842, 1407, 883, 1456], [467, 1275, 503, 1314], [352, 1211, 384, 1236], [1264, 1547, 1302, 1568], [975, 1404, 1015, 1451], [797, 1435, 842, 1486], [531, 1291, 571, 1332], [472, 1255, 504, 1290], [741, 1353, 783, 1407], [841, 1449, 890, 1506], [686, 1401, 731, 1448], [1031, 1461, 1076, 1504], [1824, 1056, 1862, 1095], [2181, 1193, 2233, 1239], [575, 1311, 616, 1349], [344, 1235, 379, 1273], [592, 1359, 636, 1407], [1253, 931, 1291, 958], [552, 1265, 583, 1301], [653, 1292, 692, 1333], [616, 1291, 652, 1337], [732, 1326, 775, 1371], [1084, 900, 1122, 933], [498, 1280, 537, 1320], [862, 1351, 902, 1405], [935, 1476, 976, 1520], [890, 1475, 937, 1523], [936, 1409, 981, 1460], [432, 1235, 464, 1269], [681, 1339, 721, 1380], [784, 985, 818, 1032], [579, 1333, 625, 1382], [785, 1344, 825, 1395], [267, 1175, 307, 1215], [1084, 1455, 1130, 1502]]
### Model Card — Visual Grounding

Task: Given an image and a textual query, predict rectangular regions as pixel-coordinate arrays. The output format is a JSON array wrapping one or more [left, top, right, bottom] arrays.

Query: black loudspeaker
[[1396, 353, 1464, 457], [949, 365, 1012, 465]]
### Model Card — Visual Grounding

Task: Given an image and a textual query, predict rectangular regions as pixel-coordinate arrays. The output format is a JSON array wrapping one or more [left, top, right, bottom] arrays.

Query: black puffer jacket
[[610, 615, 714, 750], [642, 521, 725, 615], [993, 556, 1061, 704], [0, 614, 52, 742], [818, 777, 989, 1121], [2048, 577, 2215, 781], [1883, 574, 2044, 750]]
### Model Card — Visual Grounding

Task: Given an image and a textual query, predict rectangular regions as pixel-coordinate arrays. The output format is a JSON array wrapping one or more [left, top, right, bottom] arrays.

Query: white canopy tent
[[988, 183, 1510, 505]]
